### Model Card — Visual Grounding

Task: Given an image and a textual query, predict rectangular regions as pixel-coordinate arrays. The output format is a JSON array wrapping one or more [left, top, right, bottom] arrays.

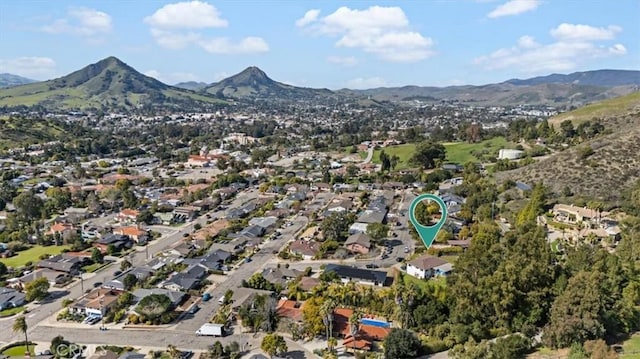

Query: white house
[[406, 255, 448, 280]]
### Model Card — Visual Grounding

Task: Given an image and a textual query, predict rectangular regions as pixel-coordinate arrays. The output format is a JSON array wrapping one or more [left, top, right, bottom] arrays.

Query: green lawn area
[[0, 306, 25, 317], [0, 245, 70, 268], [402, 272, 447, 294], [444, 136, 509, 164], [372, 136, 510, 169], [550, 240, 560, 254], [2, 345, 36, 357], [622, 332, 640, 357]]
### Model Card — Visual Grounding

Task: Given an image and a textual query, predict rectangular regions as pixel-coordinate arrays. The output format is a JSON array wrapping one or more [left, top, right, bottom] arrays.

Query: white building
[[498, 149, 524, 160]]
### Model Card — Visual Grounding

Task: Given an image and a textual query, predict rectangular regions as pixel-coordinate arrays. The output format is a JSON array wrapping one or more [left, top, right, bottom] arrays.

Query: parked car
[[189, 305, 200, 314], [202, 293, 212, 302], [396, 257, 405, 262]]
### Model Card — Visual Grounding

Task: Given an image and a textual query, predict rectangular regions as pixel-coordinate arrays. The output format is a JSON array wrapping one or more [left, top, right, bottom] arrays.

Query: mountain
[[505, 69, 640, 87], [340, 82, 636, 107], [497, 92, 640, 202], [0, 73, 36, 88], [174, 81, 208, 91], [202, 66, 335, 101], [0, 57, 225, 111]]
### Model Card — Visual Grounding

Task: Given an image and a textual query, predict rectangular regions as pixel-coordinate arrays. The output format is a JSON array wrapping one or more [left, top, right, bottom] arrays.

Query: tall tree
[[12, 316, 30, 354], [261, 333, 288, 358], [410, 141, 446, 170], [25, 277, 50, 302]]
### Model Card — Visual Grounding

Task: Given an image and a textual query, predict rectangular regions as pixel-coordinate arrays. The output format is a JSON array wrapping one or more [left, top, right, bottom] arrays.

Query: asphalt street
[[0, 190, 259, 346]]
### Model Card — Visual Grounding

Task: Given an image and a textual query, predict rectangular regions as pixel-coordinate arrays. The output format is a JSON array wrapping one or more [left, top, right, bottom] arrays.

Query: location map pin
[[408, 194, 448, 250]]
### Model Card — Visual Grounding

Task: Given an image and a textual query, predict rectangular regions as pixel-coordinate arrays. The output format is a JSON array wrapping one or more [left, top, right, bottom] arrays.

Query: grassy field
[[0, 245, 70, 268], [372, 136, 510, 169], [549, 92, 640, 128]]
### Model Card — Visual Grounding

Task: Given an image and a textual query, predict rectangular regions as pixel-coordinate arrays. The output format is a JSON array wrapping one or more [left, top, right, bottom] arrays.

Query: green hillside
[[549, 91, 640, 128], [0, 57, 226, 111]]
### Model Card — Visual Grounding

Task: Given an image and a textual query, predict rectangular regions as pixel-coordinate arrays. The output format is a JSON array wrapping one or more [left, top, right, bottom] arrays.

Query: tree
[[366, 223, 389, 243], [91, 248, 104, 264], [166, 344, 180, 359], [409, 141, 446, 170], [0, 261, 7, 277], [13, 190, 44, 224], [320, 212, 354, 242], [25, 277, 49, 302], [302, 296, 325, 337], [136, 294, 172, 322], [261, 333, 288, 358], [543, 271, 607, 348], [12, 316, 30, 355], [123, 273, 138, 290], [137, 210, 154, 225], [383, 328, 422, 359], [120, 259, 132, 272]]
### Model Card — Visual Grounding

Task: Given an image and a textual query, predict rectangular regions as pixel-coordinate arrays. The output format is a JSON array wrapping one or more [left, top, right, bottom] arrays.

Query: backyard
[[0, 245, 70, 268]]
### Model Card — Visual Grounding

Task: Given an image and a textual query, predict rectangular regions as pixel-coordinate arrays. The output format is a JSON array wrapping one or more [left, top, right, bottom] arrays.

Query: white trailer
[[195, 323, 224, 337]]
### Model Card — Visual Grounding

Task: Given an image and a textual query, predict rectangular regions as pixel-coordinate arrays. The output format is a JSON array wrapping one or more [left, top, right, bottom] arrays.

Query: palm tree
[[348, 309, 364, 339], [166, 344, 180, 359], [327, 337, 338, 352], [12, 316, 29, 355], [321, 298, 337, 346]]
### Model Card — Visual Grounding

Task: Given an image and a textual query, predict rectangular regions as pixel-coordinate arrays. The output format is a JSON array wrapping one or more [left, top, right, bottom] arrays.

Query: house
[[183, 249, 231, 271], [442, 163, 464, 172], [356, 210, 387, 225], [94, 234, 132, 253], [8, 269, 71, 289], [37, 253, 88, 275], [434, 262, 454, 276], [276, 299, 304, 322], [153, 212, 175, 226], [162, 265, 207, 291], [71, 288, 122, 317], [248, 216, 278, 231], [298, 277, 321, 292], [128, 266, 155, 282], [240, 225, 265, 238], [441, 193, 465, 208], [0, 287, 26, 310], [63, 207, 91, 222], [261, 267, 302, 287], [132, 288, 185, 307], [323, 264, 388, 287], [333, 308, 391, 351], [407, 254, 449, 280], [344, 233, 372, 255], [348, 222, 369, 235], [117, 209, 139, 223], [101, 279, 125, 291], [289, 240, 320, 260], [46, 222, 76, 237], [112, 226, 149, 245], [552, 204, 605, 225], [173, 206, 199, 222], [227, 287, 274, 311]]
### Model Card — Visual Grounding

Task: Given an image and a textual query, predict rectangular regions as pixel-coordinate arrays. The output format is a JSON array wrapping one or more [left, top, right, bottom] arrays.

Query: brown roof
[[113, 226, 146, 237], [407, 254, 448, 271], [192, 219, 229, 240], [298, 277, 320, 292], [289, 240, 320, 257], [119, 209, 139, 218], [276, 299, 304, 322], [48, 222, 74, 234]]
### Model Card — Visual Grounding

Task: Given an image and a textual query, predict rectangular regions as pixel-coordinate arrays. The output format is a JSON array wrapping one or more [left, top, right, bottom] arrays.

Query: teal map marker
[[408, 194, 448, 250]]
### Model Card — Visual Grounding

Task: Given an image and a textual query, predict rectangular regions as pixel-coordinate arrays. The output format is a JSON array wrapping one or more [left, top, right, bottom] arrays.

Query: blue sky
[[0, 0, 638, 89]]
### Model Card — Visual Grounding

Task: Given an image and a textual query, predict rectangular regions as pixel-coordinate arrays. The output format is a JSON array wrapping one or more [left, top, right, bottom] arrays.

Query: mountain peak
[[237, 66, 270, 81]]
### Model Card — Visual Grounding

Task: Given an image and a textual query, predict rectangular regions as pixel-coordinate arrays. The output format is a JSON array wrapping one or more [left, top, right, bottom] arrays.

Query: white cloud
[[0, 57, 56, 79], [345, 77, 387, 89], [296, 9, 320, 27], [198, 37, 269, 55], [144, 1, 228, 29], [145, 1, 269, 55], [298, 6, 435, 63], [550, 23, 621, 41], [474, 23, 627, 73], [42, 7, 112, 37], [488, 0, 541, 18], [327, 56, 358, 66], [144, 70, 200, 84]]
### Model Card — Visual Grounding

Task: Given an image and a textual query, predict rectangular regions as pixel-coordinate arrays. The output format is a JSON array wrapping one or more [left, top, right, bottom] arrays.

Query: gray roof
[[345, 233, 372, 248], [248, 216, 278, 229], [0, 287, 26, 308], [132, 288, 185, 306], [356, 209, 387, 224], [324, 264, 388, 285]]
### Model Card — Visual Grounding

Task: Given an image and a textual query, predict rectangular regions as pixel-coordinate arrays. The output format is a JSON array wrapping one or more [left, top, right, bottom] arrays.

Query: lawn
[[402, 272, 447, 295], [372, 136, 510, 169], [444, 136, 509, 164], [0, 305, 25, 317], [0, 245, 70, 268], [622, 332, 640, 357], [2, 345, 36, 357], [81, 262, 110, 273]]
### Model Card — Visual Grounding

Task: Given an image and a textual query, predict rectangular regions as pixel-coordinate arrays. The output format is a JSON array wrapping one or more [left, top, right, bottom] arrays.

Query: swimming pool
[[360, 318, 391, 328]]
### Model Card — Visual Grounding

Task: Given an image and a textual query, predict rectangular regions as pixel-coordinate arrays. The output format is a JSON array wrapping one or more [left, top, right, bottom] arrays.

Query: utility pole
[[79, 271, 84, 293]]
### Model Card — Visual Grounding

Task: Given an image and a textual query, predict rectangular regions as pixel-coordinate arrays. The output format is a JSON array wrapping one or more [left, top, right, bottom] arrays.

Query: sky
[[0, 0, 638, 89]]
